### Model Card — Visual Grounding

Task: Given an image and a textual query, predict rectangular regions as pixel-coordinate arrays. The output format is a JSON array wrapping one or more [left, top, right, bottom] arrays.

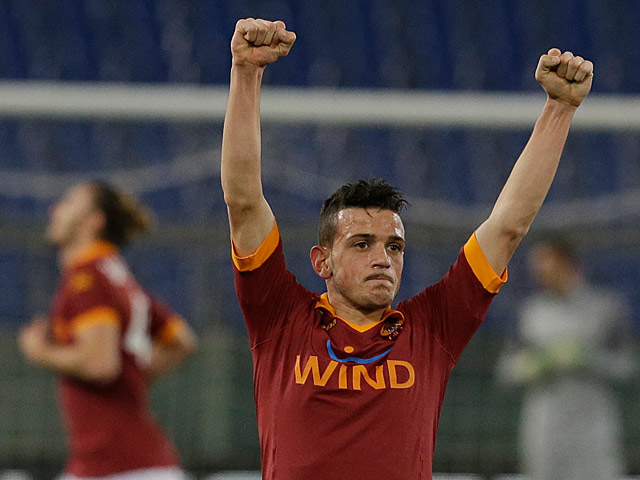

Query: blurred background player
[[221, 17, 594, 480], [18, 181, 197, 480], [497, 237, 636, 480]]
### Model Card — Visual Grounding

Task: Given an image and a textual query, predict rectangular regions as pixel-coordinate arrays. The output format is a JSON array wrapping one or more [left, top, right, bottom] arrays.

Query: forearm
[[491, 99, 576, 233], [221, 65, 266, 208], [147, 321, 197, 381], [30, 343, 120, 384], [221, 65, 276, 254], [477, 99, 577, 271], [146, 344, 191, 381]]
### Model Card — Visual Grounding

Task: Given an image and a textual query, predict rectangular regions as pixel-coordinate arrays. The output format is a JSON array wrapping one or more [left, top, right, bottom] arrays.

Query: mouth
[[365, 274, 394, 284]]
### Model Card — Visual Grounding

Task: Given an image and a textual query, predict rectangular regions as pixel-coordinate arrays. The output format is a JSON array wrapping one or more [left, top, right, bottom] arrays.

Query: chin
[[365, 291, 395, 309]]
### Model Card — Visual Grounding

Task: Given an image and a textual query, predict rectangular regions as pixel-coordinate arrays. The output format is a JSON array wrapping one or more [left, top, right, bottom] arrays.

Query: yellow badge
[[70, 272, 94, 292]]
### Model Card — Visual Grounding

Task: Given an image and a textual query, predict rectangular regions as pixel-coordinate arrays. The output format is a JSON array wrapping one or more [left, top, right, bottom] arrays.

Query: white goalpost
[[0, 81, 639, 231], [0, 80, 638, 130]]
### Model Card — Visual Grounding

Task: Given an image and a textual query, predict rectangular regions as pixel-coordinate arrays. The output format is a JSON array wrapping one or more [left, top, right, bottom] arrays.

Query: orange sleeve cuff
[[463, 233, 508, 294], [156, 316, 186, 344], [232, 222, 280, 272], [71, 306, 120, 335]]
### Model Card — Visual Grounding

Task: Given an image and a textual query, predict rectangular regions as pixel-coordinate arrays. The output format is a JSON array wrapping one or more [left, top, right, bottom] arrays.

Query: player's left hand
[[18, 315, 50, 364], [535, 48, 594, 107], [231, 18, 296, 68]]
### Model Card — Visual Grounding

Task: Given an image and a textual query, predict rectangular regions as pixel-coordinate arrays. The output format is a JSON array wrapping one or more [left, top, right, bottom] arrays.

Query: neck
[[58, 236, 98, 270], [325, 291, 388, 326]]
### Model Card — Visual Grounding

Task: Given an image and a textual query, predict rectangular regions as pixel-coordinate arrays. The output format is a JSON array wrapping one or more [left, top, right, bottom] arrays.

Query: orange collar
[[315, 292, 404, 332], [66, 240, 118, 270]]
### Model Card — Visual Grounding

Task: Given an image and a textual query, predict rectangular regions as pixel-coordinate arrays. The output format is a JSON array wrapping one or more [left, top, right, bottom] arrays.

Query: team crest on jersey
[[70, 272, 94, 292]]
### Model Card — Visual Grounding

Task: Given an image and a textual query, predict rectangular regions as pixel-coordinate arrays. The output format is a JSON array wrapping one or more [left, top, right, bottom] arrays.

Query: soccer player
[[18, 181, 197, 480], [497, 237, 635, 480], [221, 18, 593, 480]]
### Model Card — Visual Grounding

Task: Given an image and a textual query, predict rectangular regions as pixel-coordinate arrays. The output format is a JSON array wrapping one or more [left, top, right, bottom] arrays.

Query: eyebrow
[[349, 233, 405, 243]]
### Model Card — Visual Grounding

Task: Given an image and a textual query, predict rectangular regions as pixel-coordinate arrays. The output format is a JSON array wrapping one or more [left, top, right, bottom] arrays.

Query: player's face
[[529, 244, 567, 293], [326, 208, 405, 311], [47, 184, 98, 246]]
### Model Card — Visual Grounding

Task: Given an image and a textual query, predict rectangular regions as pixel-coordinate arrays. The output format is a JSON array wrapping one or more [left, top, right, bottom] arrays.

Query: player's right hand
[[231, 18, 296, 68], [535, 48, 594, 108], [18, 315, 49, 364]]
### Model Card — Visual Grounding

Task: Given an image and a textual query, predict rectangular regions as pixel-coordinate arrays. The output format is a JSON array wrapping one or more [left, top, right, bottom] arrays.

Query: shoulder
[[61, 262, 111, 298], [58, 258, 128, 314]]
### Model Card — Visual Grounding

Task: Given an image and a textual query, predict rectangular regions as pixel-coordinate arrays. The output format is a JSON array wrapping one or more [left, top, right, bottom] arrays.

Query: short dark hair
[[318, 178, 408, 247], [88, 180, 153, 248]]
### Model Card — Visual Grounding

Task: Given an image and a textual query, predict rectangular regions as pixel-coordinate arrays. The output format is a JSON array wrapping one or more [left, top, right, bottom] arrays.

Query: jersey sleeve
[[400, 233, 507, 362], [232, 222, 314, 348], [58, 268, 121, 340], [148, 294, 187, 345]]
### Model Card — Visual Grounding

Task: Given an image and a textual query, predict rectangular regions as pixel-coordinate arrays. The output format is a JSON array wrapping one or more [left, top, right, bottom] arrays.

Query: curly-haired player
[[19, 181, 197, 480]]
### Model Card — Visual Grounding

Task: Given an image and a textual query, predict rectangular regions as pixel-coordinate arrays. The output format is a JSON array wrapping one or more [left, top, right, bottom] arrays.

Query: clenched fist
[[535, 48, 594, 107], [18, 315, 50, 365], [231, 18, 296, 68]]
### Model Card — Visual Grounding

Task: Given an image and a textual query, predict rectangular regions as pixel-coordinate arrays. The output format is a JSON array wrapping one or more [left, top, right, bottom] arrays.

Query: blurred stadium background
[[1, 0, 639, 479]]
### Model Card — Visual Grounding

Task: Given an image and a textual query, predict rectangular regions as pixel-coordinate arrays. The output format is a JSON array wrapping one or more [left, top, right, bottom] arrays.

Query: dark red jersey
[[50, 241, 185, 477], [233, 223, 506, 480]]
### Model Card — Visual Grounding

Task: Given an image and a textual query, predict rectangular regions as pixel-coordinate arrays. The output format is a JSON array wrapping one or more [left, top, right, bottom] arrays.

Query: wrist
[[29, 343, 52, 367], [538, 98, 578, 127], [545, 96, 579, 113], [231, 62, 266, 76]]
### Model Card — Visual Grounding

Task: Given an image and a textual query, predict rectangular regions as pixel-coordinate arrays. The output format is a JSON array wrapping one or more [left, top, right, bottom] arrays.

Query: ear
[[310, 245, 332, 280]]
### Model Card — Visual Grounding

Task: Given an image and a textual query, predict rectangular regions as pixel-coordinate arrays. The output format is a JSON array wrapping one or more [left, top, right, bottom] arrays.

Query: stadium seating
[[0, 0, 636, 92], [0, 252, 27, 326], [0, 0, 637, 330]]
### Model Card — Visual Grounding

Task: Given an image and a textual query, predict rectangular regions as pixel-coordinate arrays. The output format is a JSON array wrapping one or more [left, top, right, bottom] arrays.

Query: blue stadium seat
[[432, 130, 475, 204], [623, 2, 640, 92], [403, 0, 451, 89], [0, 252, 27, 326], [614, 134, 640, 190], [126, 248, 195, 323], [439, 0, 487, 90], [0, 0, 635, 92], [185, 1, 232, 84], [0, 3, 24, 78], [48, 0, 94, 80], [0, 121, 23, 168]]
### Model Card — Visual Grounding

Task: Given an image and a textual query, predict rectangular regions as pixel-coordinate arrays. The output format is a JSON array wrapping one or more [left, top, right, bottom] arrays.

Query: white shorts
[[59, 466, 188, 480]]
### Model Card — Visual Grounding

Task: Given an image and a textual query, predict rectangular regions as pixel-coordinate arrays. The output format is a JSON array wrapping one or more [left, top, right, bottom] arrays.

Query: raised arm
[[221, 18, 296, 256], [475, 49, 594, 274]]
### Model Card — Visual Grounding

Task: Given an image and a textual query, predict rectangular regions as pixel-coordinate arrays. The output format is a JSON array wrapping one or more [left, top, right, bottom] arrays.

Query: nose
[[371, 244, 391, 268]]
